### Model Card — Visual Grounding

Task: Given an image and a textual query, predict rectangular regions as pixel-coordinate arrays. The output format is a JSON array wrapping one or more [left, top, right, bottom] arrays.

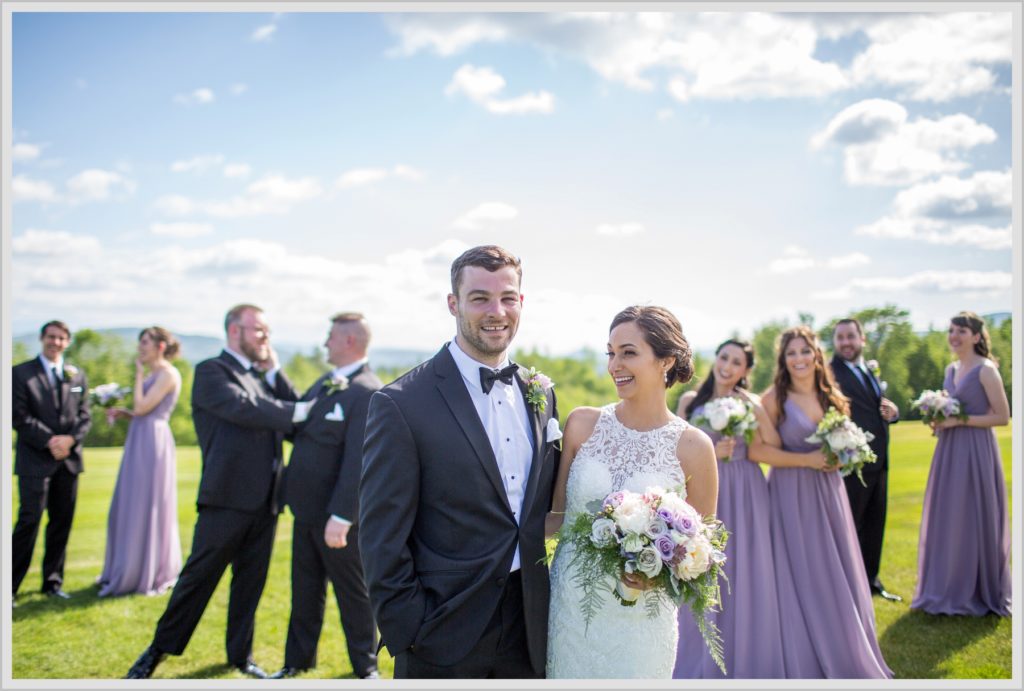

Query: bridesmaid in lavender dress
[[673, 340, 784, 679], [912, 311, 1011, 616], [98, 327, 183, 597], [751, 326, 892, 679]]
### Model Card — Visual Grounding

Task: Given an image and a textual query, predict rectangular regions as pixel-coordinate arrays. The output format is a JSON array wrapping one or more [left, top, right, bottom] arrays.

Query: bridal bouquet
[[691, 396, 758, 461], [805, 407, 877, 487], [558, 485, 728, 673], [90, 382, 131, 408], [911, 389, 967, 425]]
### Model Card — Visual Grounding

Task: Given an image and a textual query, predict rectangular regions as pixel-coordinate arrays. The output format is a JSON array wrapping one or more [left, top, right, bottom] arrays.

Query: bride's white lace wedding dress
[[546, 403, 688, 679]]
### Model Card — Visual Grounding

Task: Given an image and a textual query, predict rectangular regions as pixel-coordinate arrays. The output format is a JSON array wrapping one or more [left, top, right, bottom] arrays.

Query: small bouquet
[[90, 382, 131, 408], [557, 485, 728, 673], [691, 396, 758, 461], [911, 389, 967, 426], [805, 407, 877, 487]]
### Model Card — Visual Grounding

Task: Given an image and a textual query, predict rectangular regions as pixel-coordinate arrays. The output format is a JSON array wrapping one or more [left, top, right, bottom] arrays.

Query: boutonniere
[[523, 367, 554, 414], [63, 364, 78, 382], [324, 372, 350, 395], [865, 359, 888, 393]]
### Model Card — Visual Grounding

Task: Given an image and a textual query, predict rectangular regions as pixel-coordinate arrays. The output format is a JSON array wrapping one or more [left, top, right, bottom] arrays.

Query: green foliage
[[750, 320, 787, 393], [282, 347, 329, 393], [514, 348, 618, 425], [14, 339, 31, 364]]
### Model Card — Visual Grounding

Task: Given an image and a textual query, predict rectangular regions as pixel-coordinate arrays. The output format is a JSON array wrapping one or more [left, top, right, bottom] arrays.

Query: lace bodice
[[548, 403, 688, 678]]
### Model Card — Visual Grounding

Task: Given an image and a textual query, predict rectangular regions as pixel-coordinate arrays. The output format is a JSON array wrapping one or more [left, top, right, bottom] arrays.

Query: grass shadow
[[11, 584, 106, 619], [880, 609, 1002, 678]]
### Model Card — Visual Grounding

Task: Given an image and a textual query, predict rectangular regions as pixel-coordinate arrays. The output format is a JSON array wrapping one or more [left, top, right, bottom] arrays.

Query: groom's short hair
[[450, 245, 522, 295], [224, 303, 263, 333]]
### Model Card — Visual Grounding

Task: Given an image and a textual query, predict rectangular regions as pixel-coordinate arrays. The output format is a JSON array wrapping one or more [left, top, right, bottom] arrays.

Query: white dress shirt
[[448, 339, 533, 572], [39, 354, 64, 387]]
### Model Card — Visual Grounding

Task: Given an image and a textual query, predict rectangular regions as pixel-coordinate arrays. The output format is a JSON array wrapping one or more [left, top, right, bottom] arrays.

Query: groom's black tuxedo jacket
[[191, 350, 298, 513], [283, 364, 383, 525], [359, 345, 560, 673], [12, 358, 92, 477], [829, 354, 894, 473]]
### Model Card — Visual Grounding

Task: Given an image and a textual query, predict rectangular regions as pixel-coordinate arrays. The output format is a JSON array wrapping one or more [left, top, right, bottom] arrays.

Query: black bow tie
[[479, 364, 519, 394]]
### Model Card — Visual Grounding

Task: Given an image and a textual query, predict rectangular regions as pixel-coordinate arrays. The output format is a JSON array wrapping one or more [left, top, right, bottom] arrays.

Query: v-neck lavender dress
[[97, 373, 182, 597], [673, 403, 785, 679], [911, 361, 1011, 616], [767, 399, 892, 678]]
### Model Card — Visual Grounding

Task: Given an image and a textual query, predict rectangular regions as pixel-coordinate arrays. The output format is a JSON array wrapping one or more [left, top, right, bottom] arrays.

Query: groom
[[359, 245, 561, 678]]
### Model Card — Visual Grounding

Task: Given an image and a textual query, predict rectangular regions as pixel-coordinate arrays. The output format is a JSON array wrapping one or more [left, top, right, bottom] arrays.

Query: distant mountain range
[[13, 327, 434, 371]]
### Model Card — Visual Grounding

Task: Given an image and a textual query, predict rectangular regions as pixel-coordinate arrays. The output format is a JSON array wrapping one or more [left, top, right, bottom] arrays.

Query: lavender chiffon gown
[[911, 361, 1011, 616], [674, 405, 785, 679], [97, 373, 182, 596], [768, 399, 892, 678]]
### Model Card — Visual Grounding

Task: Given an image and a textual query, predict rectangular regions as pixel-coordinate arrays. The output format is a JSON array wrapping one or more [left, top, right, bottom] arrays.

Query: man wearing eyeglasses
[[127, 303, 313, 679]]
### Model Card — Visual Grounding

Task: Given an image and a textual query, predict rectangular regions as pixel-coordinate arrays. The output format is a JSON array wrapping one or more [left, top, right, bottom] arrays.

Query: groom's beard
[[457, 315, 517, 359]]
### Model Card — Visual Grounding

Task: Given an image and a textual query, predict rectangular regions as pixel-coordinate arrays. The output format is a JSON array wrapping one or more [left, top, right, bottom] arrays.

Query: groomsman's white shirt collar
[[224, 346, 254, 371], [448, 339, 533, 573], [39, 354, 64, 386], [330, 357, 368, 380]]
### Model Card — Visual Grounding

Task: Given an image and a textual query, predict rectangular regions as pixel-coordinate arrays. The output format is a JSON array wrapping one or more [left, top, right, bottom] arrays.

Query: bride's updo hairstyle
[[609, 305, 694, 387]]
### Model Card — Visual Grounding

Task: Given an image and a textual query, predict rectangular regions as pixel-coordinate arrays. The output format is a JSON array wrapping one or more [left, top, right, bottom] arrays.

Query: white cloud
[[230, 83, 249, 95], [66, 168, 137, 202], [154, 194, 197, 216], [251, 24, 276, 42], [12, 175, 58, 203], [656, 108, 674, 122], [856, 170, 1012, 250], [813, 270, 1012, 300], [386, 15, 509, 56], [336, 164, 425, 188], [12, 143, 41, 161], [150, 222, 214, 238], [769, 245, 871, 274], [174, 88, 215, 105], [445, 64, 555, 115], [811, 99, 997, 186], [849, 13, 1012, 102], [170, 154, 225, 174], [596, 222, 645, 237], [12, 229, 101, 256], [453, 202, 519, 230], [223, 163, 252, 179], [204, 174, 324, 218]]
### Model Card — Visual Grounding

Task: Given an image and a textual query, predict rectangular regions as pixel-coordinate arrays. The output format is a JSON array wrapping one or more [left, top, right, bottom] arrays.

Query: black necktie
[[52, 366, 63, 407], [479, 364, 519, 394]]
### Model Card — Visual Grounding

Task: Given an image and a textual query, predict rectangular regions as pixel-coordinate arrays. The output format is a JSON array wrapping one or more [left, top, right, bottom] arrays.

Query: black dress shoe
[[269, 666, 305, 679], [233, 659, 269, 679], [359, 670, 380, 679], [126, 646, 166, 679], [871, 581, 903, 602], [43, 588, 71, 600]]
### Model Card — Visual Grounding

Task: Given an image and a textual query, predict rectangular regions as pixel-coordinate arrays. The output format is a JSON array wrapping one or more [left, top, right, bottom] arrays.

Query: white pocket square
[[70, 386, 83, 393], [545, 417, 563, 442], [324, 403, 345, 421]]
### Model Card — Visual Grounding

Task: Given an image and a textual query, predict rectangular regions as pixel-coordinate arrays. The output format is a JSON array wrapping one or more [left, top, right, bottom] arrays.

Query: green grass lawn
[[10, 423, 1013, 679]]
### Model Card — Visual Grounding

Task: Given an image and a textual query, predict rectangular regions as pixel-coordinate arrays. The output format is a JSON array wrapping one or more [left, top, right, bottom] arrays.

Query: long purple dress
[[768, 399, 892, 678], [674, 403, 785, 678], [97, 373, 182, 597], [911, 361, 1011, 616]]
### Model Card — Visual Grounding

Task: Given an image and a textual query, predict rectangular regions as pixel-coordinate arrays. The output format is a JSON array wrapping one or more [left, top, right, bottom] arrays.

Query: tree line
[[11, 304, 1011, 448]]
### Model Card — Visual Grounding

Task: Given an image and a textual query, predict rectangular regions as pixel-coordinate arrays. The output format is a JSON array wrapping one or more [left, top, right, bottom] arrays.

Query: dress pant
[[151, 506, 277, 665], [844, 467, 888, 587], [12, 466, 78, 594], [393, 570, 537, 679], [284, 521, 377, 676]]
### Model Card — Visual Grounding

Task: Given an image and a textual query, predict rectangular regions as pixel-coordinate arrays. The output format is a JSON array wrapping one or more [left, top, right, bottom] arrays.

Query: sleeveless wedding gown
[[547, 403, 687, 678]]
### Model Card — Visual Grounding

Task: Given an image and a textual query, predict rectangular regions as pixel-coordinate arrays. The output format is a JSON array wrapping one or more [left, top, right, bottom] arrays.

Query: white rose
[[589, 518, 617, 548], [613, 494, 651, 535], [826, 427, 855, 451], [636, 547, 663, 578], [620, 533, 645, 553], [707, 405, 731, 431], [675, 536, 712, 580]]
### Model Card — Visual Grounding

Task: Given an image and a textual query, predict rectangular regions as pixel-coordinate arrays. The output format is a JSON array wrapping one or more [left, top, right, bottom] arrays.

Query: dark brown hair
[[774, 325, 849, 424], [40, 320, 71, 339], [449, 245, 522, 295], [609, 305, 693, 387], [139, 326, 180, 360], [950, 311, 992, 358], [683, 339, 754, 419], [834, 317, 864, 337]]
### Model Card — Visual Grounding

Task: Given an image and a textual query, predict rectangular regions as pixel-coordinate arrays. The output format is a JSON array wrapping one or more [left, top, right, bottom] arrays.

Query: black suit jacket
[[283, 364, 383, 525], [830, 354, 895, 472], [191, 351, 298, 513], [358, 345, 560, 672], [12, 358, 92, 477]]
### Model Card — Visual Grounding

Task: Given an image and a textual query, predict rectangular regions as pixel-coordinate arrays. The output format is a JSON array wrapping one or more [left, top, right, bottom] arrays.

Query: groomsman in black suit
[[360, 245, 561, 678], [126, 304, 313, 679], [12, 320, 92, 603], [271, 312, 381, 680], [831, 318, 902, 602]]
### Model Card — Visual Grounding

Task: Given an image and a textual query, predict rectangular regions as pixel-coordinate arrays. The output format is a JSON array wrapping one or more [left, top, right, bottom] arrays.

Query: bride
[[545, 305, 718, 678]]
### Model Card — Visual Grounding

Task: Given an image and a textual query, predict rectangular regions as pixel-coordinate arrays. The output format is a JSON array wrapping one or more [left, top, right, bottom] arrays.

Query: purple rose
[[654, 534, 676, 561], [603, 491, 626, 512], [676, 515, 697, 536]]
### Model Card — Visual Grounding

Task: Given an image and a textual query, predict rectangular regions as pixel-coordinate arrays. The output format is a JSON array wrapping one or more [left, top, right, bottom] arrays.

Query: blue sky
[[8, 10, 1015, 355]]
